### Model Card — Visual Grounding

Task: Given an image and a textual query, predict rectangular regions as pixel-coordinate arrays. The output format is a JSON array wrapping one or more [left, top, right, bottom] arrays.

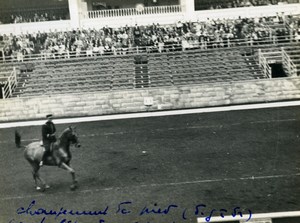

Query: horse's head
[[66, 126, 81, 148]]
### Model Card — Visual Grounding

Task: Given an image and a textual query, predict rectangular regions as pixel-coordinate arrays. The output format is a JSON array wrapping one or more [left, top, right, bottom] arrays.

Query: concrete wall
[[0, 20, 72, 35], [1, 77, 300, 122]]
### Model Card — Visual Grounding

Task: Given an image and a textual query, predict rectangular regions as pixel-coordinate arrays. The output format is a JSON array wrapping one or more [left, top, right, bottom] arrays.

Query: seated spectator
[[86, 44, 93, 57], [0, 8, 68, 24], [294, 31, 300, 41], [0, 14, 299, 61], [16, 50, 24, 62], [98, 43, 105, 56]]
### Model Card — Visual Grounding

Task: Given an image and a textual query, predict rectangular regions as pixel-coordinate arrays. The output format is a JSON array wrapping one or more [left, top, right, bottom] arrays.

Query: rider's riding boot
[[40, 152, 47, 166], [40, 145, 51, 167]]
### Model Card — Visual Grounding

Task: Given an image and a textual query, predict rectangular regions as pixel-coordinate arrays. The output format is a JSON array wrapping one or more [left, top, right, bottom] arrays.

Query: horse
[[16, 126, 81, 191]]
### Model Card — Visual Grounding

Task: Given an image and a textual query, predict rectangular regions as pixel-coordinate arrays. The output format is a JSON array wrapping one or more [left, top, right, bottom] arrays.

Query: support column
[[180, 0, 195, 20], [68, 0, 81, 29], [179, 0, 187, 13]]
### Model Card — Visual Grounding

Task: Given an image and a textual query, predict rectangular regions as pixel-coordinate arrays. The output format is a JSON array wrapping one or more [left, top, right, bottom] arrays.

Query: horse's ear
[[69, 125, 76, 131]]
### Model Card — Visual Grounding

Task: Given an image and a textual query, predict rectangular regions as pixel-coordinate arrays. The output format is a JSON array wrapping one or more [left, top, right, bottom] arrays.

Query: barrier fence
[[0, 34, 297, 64], [258, 49, 272, 78], [282, 47, 298, 77], [258, 46, 299, 78]]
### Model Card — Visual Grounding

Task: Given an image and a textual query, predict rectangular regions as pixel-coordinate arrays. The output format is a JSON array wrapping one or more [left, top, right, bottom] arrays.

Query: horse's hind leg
[[31, 163, 49, 191], [60, 162, 78, 190], [32, 169, 39, 190]]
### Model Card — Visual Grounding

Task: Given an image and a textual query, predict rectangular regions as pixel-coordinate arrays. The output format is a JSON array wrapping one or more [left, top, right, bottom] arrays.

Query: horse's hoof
[[36, 186, 45, 192], [70, 184, 77, 191], [45, 185, 50, 189]]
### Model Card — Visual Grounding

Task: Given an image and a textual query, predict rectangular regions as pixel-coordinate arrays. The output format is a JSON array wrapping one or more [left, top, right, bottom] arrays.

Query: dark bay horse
[[17, 126, 81, 191]]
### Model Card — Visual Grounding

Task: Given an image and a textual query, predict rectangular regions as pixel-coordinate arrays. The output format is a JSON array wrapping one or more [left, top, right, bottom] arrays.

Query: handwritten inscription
[[14, 200, 252, 223], [16, 200, 108, 219], [116, 201, 132, 215], [140, 203, 178, 216]]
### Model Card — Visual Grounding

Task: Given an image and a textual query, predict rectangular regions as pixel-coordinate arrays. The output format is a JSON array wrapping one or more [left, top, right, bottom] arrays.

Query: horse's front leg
[[60, 162, 78, 190]]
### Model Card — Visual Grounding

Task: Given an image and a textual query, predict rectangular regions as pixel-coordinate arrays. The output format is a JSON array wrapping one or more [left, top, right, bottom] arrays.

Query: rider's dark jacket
[[42, 121, 56, 149]]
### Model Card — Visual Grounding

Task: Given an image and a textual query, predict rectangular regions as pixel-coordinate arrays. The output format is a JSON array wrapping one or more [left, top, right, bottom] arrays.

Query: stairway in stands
[[134, 55, 150, 88], [0, 62, 34, 98]]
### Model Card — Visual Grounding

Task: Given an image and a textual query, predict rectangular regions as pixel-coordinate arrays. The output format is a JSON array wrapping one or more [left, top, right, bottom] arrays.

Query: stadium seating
[[8, 45, 265, 97], [0, 13, 298, 98], [3, 40, 299, 98]]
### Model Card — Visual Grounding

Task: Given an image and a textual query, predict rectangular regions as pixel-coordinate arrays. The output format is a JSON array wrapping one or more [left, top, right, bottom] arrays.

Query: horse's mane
[[57, 127, 73, 149], [53, 127, 73, 165], [59, 127, 71, 139]]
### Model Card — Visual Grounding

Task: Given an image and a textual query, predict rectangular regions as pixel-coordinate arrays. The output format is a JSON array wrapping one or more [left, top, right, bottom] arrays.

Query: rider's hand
[[47, 133, 55, 137]]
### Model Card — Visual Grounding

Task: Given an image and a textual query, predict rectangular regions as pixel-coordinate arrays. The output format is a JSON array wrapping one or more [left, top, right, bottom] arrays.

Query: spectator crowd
[[196, 0, 297, 10], [0, 0, 298, 24], [0, 8, 69, 24], [0, 14, 299, 61]]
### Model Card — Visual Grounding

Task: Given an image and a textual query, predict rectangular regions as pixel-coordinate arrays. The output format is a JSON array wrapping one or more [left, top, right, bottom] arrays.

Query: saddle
[[40, 142, 58, 165], [40, 141, 54, 152]]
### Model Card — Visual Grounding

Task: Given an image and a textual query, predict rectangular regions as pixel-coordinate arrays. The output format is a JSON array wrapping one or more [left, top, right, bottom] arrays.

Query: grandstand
[[0, 1, 299, 104], [0, 1, 299, 106], [1, 28, 299, 98], [4, 47, 264, 97]]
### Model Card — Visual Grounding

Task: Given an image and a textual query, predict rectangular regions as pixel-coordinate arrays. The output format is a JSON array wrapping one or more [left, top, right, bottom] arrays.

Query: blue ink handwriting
[[17, 200, 109, 219], [194, 204, 252, 222], [116, 201, 132, 215], [14, 200, 252, 223], [139, 203, 178, 216]]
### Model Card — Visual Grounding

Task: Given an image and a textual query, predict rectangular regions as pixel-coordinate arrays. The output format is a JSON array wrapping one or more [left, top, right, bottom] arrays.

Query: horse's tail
[[15, 130, 22, 148]]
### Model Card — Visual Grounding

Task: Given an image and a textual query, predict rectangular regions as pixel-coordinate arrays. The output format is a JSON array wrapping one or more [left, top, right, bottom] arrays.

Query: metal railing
[[88, 5, 182, 18], [258, 49, 272, 78], [1, 68, 17, 99], [284, 17, 296, 41], [1, 34, 297, 64], [282, 47, 298, 77], [261, 50, 282, 63]]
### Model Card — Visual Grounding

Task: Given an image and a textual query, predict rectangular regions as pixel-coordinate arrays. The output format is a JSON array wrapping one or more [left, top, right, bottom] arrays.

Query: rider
[[40, 114, 57, 166]]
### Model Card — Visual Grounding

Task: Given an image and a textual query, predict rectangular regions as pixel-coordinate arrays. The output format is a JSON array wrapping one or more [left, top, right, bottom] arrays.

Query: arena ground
[[0, 104, 300, 223]]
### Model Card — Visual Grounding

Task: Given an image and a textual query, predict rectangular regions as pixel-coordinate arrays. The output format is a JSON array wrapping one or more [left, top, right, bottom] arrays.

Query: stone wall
[[1, 77, 300, 122]]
